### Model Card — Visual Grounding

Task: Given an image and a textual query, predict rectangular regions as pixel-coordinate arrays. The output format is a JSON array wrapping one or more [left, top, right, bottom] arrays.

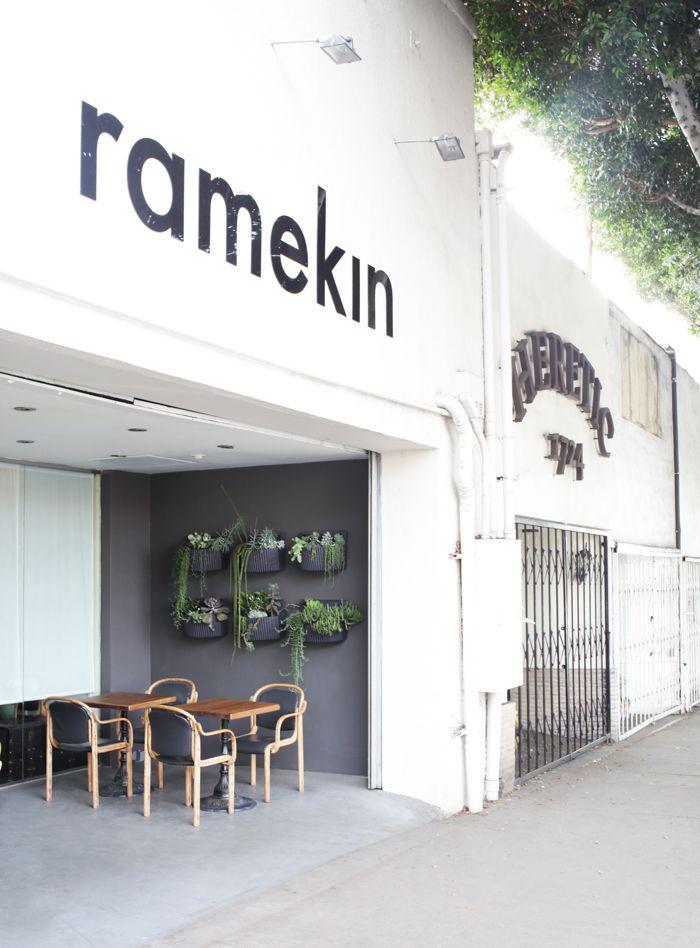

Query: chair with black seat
[[238, 683, 306, 803], [143, 705, 236, 827], [132, 678, 198, 789], [45, 697, 133, 809]]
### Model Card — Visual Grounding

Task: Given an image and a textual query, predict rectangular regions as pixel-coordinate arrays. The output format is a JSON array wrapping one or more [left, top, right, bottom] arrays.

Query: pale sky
[[492, 119, 700, 383]]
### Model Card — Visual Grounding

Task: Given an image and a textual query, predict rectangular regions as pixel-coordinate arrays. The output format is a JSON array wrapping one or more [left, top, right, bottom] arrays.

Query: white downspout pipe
[[459, 392, 492, 539], [495, 142, 515, 541], [476, 130, 498, 537], [484, 142, 515, 804], [436, 395, 484, 814]]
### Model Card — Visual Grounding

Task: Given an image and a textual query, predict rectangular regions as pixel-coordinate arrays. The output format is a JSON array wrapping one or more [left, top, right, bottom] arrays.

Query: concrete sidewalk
[[152, 711, 700, 948]]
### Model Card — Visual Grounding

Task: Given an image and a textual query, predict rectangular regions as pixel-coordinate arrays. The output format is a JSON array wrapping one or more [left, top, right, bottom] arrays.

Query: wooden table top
[[177, 698, 280, 720], [85, 691, 177, 712]]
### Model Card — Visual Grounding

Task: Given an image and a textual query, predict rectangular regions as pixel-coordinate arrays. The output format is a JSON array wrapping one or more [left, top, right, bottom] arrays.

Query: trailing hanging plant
[[238, 582, 284, 651], [171, 519, 243, 629], [281, 598, 363, 684], [230, 526, 285, 655], [171, 545, 192, 629], [289, 530, 346, 581]]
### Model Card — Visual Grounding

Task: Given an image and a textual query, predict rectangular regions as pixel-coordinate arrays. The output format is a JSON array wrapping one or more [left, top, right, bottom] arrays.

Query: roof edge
[[440, 0, 477, 38]]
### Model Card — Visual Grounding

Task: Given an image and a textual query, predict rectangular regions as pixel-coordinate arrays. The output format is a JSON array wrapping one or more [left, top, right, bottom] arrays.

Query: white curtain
[[0, 465, 21, 705], [0, 464, 97, 705]]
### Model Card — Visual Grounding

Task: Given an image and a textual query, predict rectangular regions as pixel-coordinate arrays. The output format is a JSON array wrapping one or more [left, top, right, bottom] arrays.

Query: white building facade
[[0, 1, 698, 812]]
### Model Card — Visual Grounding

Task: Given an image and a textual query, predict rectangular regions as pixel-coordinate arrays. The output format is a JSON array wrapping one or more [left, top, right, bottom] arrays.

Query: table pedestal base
[[99, 778, 145, 797], [200, 792, 256, 811]]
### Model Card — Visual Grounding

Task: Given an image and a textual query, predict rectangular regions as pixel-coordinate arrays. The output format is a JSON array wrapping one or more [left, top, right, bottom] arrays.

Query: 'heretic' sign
[[78, 102, 394, 337], [512, 331, 614, 481]]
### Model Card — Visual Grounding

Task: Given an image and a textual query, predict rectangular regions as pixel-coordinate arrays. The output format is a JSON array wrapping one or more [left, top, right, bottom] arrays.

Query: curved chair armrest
[[196, 726, 237, 762], [95, 716, 134, 744], [273, 711, 301, 747], [195, 724, 237, 742]]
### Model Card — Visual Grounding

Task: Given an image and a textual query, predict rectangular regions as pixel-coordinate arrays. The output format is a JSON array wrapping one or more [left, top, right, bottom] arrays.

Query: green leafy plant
[[171, 518, 244, 629], [248, 526, 286, 550], [171, 546, 192, 628], [289, 530, 346, 581], [179, 596, 230, 630], [281, 598, 363, 684], [230, 526, 284, 654], [187, 531, 213, 549], [470, 0, 700, 328], [237, 583, 283, 651]]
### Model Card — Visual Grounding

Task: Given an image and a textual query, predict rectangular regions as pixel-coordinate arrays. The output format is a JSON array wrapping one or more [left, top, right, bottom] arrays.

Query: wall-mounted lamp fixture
[[394, 132, 465, 161], [271, 34, 361, 64]]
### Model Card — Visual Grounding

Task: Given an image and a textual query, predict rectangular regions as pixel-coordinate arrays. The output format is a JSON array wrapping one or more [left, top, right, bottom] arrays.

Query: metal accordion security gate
[[613, 547, 700, 740], [513, 521, 610, 778]]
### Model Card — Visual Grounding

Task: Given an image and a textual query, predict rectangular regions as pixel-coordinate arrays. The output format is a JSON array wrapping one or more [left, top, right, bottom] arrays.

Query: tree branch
[[660, 72, 700, 168], [629, 178, 700, 216]]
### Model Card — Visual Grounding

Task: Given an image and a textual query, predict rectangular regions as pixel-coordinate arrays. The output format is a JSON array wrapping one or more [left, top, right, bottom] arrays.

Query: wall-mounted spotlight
[[271, 34, 361, 64], [394, 132, 465, 162]]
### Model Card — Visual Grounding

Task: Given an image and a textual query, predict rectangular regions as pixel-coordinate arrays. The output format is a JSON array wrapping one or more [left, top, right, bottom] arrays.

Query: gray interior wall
[[100, 472, 151, 692], [148, 460, 369, 776]]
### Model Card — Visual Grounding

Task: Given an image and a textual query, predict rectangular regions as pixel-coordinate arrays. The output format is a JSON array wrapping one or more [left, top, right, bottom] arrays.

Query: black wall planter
[[303, 599, 354, 645], [183, 619, 228, 640], [247, 613, 283, 642], [298, 531, 348, 574], [247, 546, 285, 573], [190, 549, 225, 573]]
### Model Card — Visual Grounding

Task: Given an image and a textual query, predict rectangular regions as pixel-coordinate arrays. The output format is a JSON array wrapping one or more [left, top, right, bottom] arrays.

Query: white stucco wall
[[0, 1, 480, 812], [0, 0, 481, 429], [678, 367, 700, 556], [506, 209, 677, 548]]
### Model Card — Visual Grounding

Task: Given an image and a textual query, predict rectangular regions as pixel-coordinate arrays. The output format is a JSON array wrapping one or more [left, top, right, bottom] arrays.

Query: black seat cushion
[[254, 687, 301, 731], [151, 680, 195, 704], [237, 730, 278, 755], [49, 700, 91, 746], [155, 754, 194, 767], [149, 707, 192, 759], [58, 735, 115, 752]]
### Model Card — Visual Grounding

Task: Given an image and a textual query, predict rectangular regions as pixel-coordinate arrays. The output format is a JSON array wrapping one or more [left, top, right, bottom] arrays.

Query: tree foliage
[[469, 1, 700, 329]]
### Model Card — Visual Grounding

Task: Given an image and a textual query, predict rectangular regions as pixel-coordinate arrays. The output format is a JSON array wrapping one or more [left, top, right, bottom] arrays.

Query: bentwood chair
[[143, 705, 236, 827], [133, 677, 198, 789], [238, 683, 306, 803], [45, 697, 134, 808]]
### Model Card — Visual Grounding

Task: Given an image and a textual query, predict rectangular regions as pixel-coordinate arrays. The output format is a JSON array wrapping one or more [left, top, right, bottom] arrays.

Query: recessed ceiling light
[[16, 439, 35, 444], [128, 427, 147, 432], [217, 444, 235, 450], [13, 406, 36, 412], [110, 454, 127, 458], [192, 453, 206, 460]]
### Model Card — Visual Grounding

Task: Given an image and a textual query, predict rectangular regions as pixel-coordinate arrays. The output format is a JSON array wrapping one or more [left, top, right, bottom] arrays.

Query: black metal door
[[513, 522, 610, 778]]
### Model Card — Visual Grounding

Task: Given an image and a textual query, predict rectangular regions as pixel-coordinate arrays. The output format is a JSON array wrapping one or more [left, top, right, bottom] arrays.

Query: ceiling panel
[[0, 374, 366, 473]]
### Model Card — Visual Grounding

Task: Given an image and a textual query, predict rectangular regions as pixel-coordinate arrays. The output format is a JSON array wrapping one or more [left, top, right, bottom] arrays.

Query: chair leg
[[250, 755, 256, 786], [227, 761, 235, 815], [157, 761, 164, 790], [185, 767, 192, 807], [91, 750, 99, 809], [87, 758, 92, 793], [45, 733, 53, 803], [143, 753, 151, 818], [263, 749, 271, 803], [126, 745, 133, 798], [193, 765, 201, 828], [297, 719, 305, 794]]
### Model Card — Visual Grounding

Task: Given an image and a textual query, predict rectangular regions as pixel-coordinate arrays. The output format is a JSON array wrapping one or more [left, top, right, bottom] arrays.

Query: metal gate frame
[[513, 518, 611, 779], [682, 556, 700, 711], [612, 544, 683, 740]]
